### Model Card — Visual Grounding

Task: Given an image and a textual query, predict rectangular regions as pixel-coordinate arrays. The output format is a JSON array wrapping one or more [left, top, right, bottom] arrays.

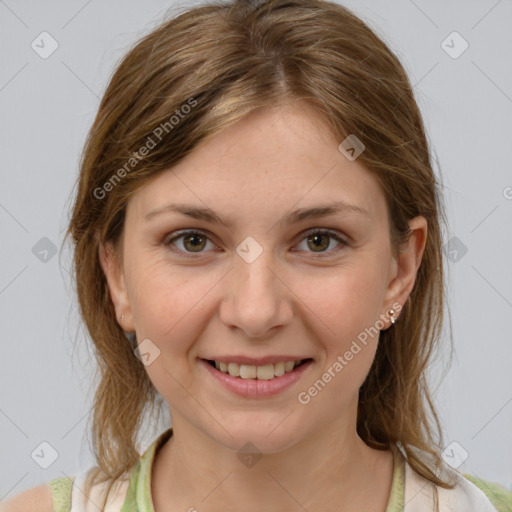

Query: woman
[[3, 0, 511, 511]]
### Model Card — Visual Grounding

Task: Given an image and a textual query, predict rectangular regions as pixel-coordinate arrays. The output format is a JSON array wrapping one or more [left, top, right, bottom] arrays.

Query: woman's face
[[100, 101, 426, 452]]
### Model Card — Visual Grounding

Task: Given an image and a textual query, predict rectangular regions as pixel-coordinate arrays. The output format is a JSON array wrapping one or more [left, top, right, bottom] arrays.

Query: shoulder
[[0, 483, 54, 512], [402, 455, 511, 512], [462, 473, 512, 512]]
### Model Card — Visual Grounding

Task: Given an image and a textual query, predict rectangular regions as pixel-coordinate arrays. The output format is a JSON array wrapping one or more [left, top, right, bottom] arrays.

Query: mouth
[[202, 358, 313, 380], [200, 357, 314, 398]]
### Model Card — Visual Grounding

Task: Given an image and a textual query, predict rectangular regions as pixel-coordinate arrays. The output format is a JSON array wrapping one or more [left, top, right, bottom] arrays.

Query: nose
[[219, 246, 293, 339]]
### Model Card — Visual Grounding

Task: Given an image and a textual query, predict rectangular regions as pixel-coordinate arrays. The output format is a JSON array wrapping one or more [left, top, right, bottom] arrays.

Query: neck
[[151, 407, 394, 512]]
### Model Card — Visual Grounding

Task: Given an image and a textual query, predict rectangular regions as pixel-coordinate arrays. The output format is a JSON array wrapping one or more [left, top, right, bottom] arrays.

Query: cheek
[[299, 276, 382, 408], [297, 262, 386, 341], [293, 261, 386, 393], [127, 262, 217, 351], [127, 266, 212, 402]]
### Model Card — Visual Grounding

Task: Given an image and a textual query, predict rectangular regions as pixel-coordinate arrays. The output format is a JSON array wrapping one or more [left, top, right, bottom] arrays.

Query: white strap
[[404, 459, 498, 511], [70, 467, 130, 512]]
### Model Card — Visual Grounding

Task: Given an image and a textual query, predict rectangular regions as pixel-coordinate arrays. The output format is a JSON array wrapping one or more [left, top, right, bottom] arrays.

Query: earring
[[388, 309, 396, 325], [121, 314, 125, 321]]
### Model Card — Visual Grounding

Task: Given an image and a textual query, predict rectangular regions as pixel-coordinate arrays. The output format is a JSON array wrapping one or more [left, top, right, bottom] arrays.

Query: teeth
[[284, 361, 295, 372], [240, 365, 257, 379], [274, 362, 285, 377], [212, 360, 304, 379], [227, 362, 240, 377]]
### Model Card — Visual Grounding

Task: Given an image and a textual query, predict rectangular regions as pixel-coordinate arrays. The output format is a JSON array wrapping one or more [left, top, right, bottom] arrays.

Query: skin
[[99, 101, 427, 512]]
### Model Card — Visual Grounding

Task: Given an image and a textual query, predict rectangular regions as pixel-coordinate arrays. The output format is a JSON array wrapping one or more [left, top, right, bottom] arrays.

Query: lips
[[200, 357, 313, 397], [200, 355, 313, 366]]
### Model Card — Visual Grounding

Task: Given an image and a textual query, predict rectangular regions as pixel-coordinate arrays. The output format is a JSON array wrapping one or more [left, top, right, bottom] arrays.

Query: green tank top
[[48, 428, 512, 512]]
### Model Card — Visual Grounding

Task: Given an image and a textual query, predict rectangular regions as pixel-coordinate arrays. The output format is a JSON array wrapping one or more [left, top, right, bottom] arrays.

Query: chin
[[207, 420, 305, 455]]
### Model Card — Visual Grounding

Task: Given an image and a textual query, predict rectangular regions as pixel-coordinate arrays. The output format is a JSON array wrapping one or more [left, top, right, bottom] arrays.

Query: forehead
[[128, 102, 387, 225]]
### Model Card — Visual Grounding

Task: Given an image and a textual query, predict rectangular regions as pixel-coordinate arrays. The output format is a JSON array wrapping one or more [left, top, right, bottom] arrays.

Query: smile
[[208, 359, 310, 379], [200, 358, 314, 398]]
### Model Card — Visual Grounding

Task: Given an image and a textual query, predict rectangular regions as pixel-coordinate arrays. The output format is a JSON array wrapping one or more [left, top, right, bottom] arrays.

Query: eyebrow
[[144, 200, 370, 227]]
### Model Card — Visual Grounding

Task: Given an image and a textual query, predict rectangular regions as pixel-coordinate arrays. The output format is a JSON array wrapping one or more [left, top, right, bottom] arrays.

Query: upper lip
[[202, 355, 312, 366]]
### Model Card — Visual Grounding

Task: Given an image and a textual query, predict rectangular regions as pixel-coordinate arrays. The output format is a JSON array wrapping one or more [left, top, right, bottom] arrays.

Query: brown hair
[[64, 0, 456, 505]]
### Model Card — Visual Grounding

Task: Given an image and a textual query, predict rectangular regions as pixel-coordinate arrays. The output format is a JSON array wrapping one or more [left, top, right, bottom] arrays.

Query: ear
[[382, 215, 428, 324], [98, 239, 134, 332]]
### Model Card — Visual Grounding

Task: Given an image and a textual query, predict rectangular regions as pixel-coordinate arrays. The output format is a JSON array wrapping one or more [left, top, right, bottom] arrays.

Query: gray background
[[1, 0, 511, 500]]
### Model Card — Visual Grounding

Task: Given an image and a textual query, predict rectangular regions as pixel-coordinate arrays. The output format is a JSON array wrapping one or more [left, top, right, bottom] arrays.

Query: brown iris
[[306, 233, 330, 252], [182, 233, 207, 252]]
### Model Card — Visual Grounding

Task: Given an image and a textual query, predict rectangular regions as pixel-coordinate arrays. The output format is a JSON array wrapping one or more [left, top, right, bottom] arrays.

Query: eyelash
[[163, 228, 348, 259]]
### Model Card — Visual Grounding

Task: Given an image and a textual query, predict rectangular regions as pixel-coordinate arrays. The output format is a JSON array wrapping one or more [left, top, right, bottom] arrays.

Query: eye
[[164, 230, 215, 257], [164, 228, 348, 258], [293, 229, 347, 256]]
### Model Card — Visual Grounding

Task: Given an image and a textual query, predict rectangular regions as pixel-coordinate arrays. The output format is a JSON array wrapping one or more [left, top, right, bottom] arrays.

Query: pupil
[[185, 234, 205, 252], [308, 234, 328, 252]]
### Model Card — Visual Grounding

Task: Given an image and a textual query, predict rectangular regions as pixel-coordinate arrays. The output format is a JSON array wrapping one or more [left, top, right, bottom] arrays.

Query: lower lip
[[199, 358, 313, 398]]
